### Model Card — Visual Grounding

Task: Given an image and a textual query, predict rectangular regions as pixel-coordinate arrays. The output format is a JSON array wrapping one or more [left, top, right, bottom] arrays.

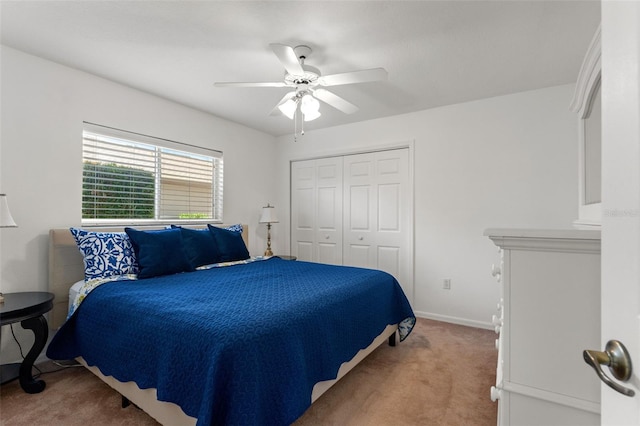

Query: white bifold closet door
[[342, 149, 411, 294], [291, 148, 412, 302], [291, 157, 344, 265]]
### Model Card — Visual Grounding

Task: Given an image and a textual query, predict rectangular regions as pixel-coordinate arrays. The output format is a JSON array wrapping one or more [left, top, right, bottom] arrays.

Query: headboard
[[48, 225, 249, 329]]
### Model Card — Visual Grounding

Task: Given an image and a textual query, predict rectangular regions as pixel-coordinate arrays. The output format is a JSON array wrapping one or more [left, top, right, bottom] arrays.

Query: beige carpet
[[0, 318, 497, 425]]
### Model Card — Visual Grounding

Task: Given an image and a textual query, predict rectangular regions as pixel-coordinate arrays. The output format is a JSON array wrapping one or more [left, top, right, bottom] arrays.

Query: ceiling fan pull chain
[[294, 108, 298, 142]]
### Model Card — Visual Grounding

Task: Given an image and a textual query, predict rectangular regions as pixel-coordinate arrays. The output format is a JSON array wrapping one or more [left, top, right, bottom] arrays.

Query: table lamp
[[259, 204, 279, 256]]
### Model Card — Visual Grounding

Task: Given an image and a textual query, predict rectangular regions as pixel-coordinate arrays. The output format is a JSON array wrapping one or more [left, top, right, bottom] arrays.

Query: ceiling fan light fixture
[[303, 109, 321, 122], [301, 94, 319, 112], [278, 98, 298, 119], [300, 94, 321, 121], [215, 43, 386, 135]]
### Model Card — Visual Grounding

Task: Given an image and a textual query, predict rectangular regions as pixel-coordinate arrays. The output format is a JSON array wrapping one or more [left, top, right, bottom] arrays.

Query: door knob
[[583, 340, 635, 397]]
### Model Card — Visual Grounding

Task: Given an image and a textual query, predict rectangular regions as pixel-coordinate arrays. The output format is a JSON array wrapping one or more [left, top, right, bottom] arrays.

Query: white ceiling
[[0, 1, 600, 137]]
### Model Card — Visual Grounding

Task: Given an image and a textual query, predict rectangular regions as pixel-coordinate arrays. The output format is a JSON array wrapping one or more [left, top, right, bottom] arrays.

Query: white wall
[[0, 46, 278, 361], [0, 44, 579, 364], [276, 84, 578, 328]]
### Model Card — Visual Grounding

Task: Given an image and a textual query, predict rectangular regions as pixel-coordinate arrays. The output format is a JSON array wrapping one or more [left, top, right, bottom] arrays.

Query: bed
[[46, 225, 415, 426]]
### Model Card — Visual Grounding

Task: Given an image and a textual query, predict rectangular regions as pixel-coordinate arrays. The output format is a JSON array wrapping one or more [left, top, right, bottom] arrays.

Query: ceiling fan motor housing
[[285, 65, 321, 85], [284, 45, 321, 85], [293, 45, 312, 61]]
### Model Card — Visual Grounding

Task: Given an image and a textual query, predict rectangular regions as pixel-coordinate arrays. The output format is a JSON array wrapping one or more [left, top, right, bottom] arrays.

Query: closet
[[291, 148, 413, 302]]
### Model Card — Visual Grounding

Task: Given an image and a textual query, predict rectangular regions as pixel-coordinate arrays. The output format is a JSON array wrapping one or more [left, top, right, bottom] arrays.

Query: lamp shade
[[301, 94, 319, 112], [303, 108, 321, 122], [259, 204, 279, 224], [301, 94, 321, 122], [0, 194, 17, 228], [278, 98, 298, 120]]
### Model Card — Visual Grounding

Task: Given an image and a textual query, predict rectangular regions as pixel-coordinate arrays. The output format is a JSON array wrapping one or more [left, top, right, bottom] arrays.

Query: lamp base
[[265, 222, 274, 257]]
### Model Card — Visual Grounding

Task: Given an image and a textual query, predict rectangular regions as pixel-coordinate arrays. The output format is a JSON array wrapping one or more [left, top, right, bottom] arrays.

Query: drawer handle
[[490, 386, 502, 401], [491, 264, 502, 282], [491, 315, 502, 327]]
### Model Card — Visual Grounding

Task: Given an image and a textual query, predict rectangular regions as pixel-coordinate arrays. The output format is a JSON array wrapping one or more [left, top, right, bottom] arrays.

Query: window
[[82, 123, 223, 224]]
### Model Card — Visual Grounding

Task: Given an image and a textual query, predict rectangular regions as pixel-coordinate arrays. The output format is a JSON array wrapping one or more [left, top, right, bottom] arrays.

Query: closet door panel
[[318, 242, 341, 265], [347, 244, 371, 268], [343, 150, 410, 293], [344, 153, 377, 268], [378, 183, 400, 231], [291, 160, 317, 261], [295, 188, 314, 228], [317, 187, 339, 229], [291, 157, 342, 263], [347, 158, 373, 180], [378, 246, 400, 278], [374, 149, 411, 299], [315, 157, 343, 264], [296, 241, 313, 261], [349, 186, 372, 230]]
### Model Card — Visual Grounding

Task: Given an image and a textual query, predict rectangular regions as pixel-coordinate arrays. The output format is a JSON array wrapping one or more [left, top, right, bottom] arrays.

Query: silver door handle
[[583, 340, 635, 397]]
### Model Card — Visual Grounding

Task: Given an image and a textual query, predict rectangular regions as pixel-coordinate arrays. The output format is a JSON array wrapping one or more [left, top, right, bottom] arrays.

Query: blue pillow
[[124, 227, 193, 279], [207, 224, 250, 262], [70, 228, 138, 281], [172, 226, 222, 268]]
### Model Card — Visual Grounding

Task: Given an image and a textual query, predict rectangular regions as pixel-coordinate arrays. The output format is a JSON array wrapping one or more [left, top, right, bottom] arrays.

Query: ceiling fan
[[214, 44, 388, 123]]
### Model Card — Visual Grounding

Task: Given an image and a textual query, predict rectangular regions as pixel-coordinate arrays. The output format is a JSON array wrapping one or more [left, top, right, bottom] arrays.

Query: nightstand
[[277, 255, 297, 261], [0, 292, 54, 393]]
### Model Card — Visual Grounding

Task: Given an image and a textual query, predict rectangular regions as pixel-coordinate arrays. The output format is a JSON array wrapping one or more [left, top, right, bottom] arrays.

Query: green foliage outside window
[[82, 162, 155, 219], [178, 213, 209, 219]]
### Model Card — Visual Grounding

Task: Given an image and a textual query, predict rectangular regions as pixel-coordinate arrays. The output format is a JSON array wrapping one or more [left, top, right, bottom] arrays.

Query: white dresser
[[485, 228, 601, 425]]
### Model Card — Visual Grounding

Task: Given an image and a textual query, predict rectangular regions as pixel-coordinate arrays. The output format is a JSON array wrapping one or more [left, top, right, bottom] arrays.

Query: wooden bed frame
[[48, 226, 398, 425]]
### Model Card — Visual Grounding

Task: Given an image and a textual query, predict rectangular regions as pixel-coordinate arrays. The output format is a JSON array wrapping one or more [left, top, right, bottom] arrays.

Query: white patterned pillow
[[70, 228, 138, 281], [225, 224, 243, 233]]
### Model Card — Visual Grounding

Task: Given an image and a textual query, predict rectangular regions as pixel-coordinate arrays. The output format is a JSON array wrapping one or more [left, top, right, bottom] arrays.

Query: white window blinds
[[82, 123, 223, 224]]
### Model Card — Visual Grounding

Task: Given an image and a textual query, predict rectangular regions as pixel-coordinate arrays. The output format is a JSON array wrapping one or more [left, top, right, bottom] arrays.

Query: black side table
[[277, 255, 297, 261], [0, 292, 54, 393]]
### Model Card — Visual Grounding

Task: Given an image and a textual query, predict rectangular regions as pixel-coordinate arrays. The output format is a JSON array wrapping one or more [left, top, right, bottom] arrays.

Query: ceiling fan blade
[[269, 43, 305, 76], [318, 68, 388, 87], [269, 91, 297, 116], [214, 81, 288, 88], [312, 89, 359, 114]]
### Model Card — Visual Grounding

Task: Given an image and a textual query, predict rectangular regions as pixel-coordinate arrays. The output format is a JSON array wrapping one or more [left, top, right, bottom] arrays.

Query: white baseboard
[[414, 310, 493, 330]]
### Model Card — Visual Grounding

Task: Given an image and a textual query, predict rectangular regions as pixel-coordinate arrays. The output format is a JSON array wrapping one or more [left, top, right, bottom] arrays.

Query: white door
[[343, 149, 412, 301], [343, 152, 377, 268], [291, 157, 343, 264], [599, 2, 640, 423], [291, 159, 316, 261], [315, 157, 343, 265]]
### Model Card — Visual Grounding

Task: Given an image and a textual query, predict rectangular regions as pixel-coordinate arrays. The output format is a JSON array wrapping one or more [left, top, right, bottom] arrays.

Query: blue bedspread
[[47, 258, 415, 426]]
